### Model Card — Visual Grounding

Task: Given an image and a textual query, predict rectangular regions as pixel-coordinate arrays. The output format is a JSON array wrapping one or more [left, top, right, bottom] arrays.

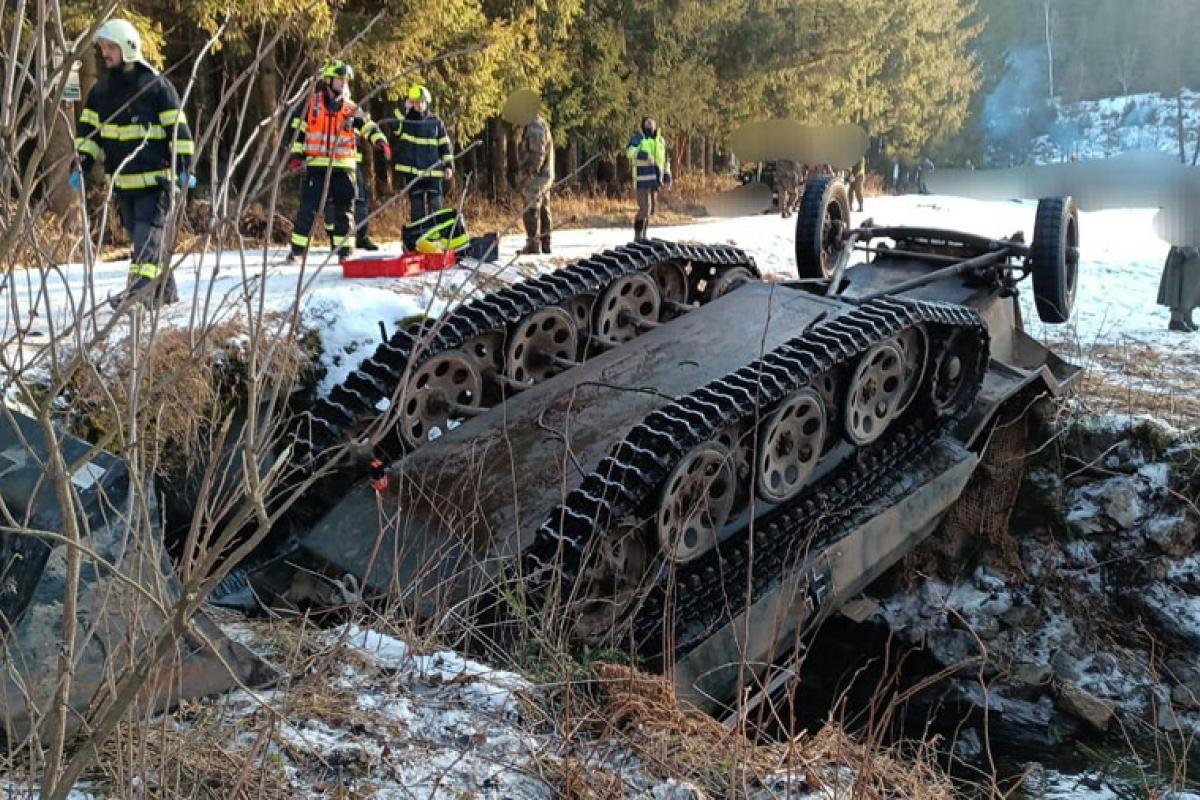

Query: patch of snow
[[1022, 768, 1127, 800], [1138, 462, 1171, 489]]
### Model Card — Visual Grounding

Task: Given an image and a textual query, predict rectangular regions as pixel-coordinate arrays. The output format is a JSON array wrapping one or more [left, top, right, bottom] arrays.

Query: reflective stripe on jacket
[[290, 93, 362, 169], [626, 131, 670, 189], [75, 63, 193, 191], [394, 109, 452, 190]]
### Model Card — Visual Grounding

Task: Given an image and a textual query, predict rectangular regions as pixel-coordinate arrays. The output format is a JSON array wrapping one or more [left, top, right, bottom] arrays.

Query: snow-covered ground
[[2, 193, 1191, 405], [1030, 89, 1200, 165]]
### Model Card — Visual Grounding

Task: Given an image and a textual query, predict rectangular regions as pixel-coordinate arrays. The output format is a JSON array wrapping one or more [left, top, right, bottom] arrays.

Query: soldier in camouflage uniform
[[847, 156, 866, 212], [518, 112, 554, 254], [776, 159, 802, 218]]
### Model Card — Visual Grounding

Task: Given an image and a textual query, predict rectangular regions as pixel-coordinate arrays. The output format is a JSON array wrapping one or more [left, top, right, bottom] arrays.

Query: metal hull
[[0, 411, 273, 743]]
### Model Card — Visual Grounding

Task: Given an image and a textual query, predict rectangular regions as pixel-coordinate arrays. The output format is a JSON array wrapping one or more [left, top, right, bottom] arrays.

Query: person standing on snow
[[394, 84, 454, 249], [72, 18, 194, 309], [324, 95, 390, 251], [286, 60, 384, 262], [627, 116, 671, 241], [776, 159, 802, 219], [847, 156, 866, 212], [1157, 245, 1200, 332], [517, 110, 555, 254]]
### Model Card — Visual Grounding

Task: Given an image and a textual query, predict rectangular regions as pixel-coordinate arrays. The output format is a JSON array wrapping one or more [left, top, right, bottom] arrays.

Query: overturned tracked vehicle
[[0, 177, 1082, 733], [249, 176, 1082, 712]]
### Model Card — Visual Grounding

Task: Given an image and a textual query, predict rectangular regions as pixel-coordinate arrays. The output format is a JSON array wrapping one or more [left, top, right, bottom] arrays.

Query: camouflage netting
[[916, 413, 1029, 579]]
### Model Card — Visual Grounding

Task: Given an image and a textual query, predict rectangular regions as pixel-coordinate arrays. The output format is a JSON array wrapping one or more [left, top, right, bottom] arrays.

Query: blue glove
[[178, 171, 196, 189], [68, 170, 82, 191]]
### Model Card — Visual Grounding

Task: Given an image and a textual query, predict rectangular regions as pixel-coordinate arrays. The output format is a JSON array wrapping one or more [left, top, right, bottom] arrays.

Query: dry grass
[[64, 317, 313, 470], [585, 662, 957, 799], [92, 706, 292, 800]]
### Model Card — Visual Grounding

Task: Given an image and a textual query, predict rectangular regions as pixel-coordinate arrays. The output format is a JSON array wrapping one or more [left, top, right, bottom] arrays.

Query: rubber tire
[[795, 175, 851, 280], [1030, 196, 1079, 324]]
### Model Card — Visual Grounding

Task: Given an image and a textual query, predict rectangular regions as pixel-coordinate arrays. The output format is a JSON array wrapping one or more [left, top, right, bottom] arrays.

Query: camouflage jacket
[[518, 115, 554, 182]]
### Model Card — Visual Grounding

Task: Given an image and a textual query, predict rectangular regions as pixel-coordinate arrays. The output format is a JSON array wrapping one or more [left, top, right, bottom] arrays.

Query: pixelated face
[[329, 77, 346, 95], [98, 39, 123, 69]]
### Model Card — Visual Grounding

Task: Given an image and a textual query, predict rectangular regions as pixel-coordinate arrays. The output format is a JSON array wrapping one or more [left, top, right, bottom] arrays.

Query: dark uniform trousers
[[117, 187, 178, 302], [409, 186, 443, 224], [326, 164, 370, 241], [294, 167, 356, 255]]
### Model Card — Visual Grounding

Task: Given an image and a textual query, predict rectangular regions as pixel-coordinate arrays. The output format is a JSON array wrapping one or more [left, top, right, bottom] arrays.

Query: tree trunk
[[505, 129, 519, 192], [567, 139, 579, 180], [1043, 0, 1055, 99], [1175, 91, 1189, 164], [703, 136, 714, 175], [488, 117, 507, 198], [44, 45, 77, 221]]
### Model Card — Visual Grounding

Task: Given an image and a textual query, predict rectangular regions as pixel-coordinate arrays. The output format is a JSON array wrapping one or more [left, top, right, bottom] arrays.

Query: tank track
[[526, 296, 989, 650], [633, 418, 939, 662], [292, 239, 758, 466]]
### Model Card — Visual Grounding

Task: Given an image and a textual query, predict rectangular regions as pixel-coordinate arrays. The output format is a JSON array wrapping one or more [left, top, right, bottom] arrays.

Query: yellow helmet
[[321, 60, 353, 81], [407, 84, 432, 104], [416, 237, 446, 254]]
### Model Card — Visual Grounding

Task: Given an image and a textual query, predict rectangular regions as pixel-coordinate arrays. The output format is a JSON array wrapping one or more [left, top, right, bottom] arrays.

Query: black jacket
[[393, 108, 452, 191], [75, 63, 193, 192]]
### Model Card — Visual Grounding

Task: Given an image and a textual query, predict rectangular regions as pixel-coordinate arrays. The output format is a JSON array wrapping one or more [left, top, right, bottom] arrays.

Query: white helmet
[[95, 19, 146, 66]]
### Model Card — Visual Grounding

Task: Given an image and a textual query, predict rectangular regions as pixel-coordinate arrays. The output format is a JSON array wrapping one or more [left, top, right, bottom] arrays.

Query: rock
[[1001, 602, 1040, 630], [1130, 585, 1200, 649], [1157, 702, 1189, 734], [1167, 658, 1200, 690], [1004, 662, 1053, 700], [1146, 513, 1197, 559], [1055, 681, 1116, 732], [974, 566, 1008, 593], [926, 628, 983, 671], [953, 727, 982, 761], [1096, 476, 1143, 529], [1172, 684, 1200, 711], [1050, 651, 1082, 682], [1129, 417, 1179, 458], [1089, 652, 1119, 677], [945, 682, 1080, 754], [646, 780, 709, 800], [955, 612, 1001, 641], [1011, 468, 1068, 535]]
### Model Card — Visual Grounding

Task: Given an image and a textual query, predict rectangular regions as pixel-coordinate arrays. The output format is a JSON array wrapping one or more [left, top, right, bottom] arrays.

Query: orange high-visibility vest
[[303, 95, 359, 169]]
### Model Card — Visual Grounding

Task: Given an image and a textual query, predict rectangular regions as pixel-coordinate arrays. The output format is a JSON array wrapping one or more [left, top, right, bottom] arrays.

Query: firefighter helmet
[[407, 84, 432, 105], [95, 19, 145, 66], [321, 60, 354, 81]]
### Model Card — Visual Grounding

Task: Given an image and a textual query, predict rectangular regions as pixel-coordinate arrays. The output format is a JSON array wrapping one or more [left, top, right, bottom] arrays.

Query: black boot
[[520, 209, 540, 255], [108, 276, 152, 310], [634, 218, 648, 242], [359, 236, 380, 251], [539, 207, 552, 254]]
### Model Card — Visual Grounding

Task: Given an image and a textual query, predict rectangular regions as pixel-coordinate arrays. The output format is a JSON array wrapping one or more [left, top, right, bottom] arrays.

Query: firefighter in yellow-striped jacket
[[72, 18, 194, 308], [285, 60, 387, 262], [393, 84, 454, 248]]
